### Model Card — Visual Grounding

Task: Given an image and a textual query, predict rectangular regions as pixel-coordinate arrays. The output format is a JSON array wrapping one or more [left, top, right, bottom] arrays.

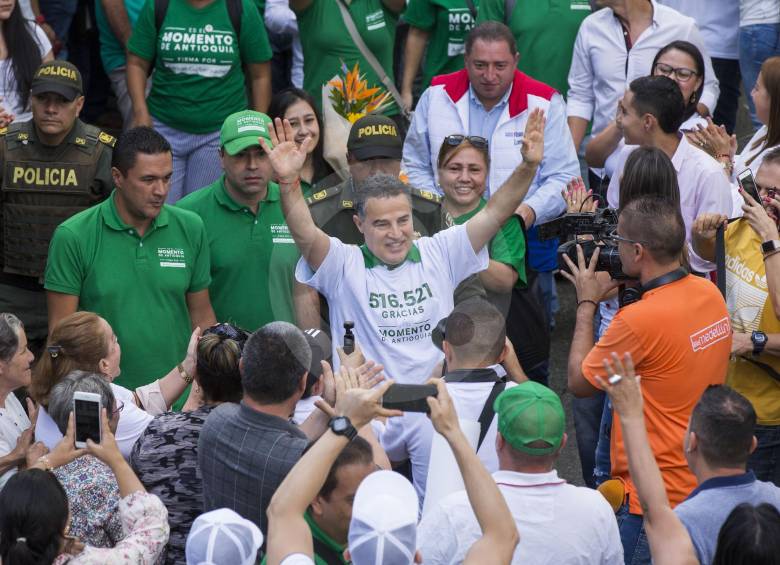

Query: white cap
[[186, 508, 263, 565], [348, 470, 418, 565]]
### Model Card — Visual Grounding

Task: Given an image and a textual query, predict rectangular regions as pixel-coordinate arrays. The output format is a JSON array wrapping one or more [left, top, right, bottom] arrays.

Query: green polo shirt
[[177, 176, 298, 330], [477, 0, 590, 96], [44, 192, 211, 391], [452, 199, 526, 287]]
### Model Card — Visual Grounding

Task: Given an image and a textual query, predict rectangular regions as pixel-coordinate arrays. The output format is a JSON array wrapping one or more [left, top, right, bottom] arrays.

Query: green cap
[[220, 110, 273, 156], [31, 60, 83, 101], [494, 381, 565, 455]]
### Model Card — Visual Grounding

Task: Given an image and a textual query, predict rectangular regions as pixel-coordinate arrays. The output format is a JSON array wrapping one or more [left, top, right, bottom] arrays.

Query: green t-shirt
[[477, 0, 590, 96], [452, 199, 526, 287], [404, 0, 477, 88], [44, 193, 212, 391], [177, 176, 299, 330], [295, 0, 400, 116], [127, 0, 272, 134], [95, 0, 147, 74]]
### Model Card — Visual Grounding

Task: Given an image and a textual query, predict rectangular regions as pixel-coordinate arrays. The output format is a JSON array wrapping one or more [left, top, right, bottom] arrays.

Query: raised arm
[[426, 380, 519, 564], [597, 354, 698, 565], [690, 213, 727, 264], [260, 118, 332, 271], [466, 108, 544, 253]]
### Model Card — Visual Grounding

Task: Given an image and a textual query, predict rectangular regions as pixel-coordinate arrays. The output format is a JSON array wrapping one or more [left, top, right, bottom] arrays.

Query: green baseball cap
[[31, 60, 83, 101], [220, 110, 273, 156], [494, 381, 565, 455]]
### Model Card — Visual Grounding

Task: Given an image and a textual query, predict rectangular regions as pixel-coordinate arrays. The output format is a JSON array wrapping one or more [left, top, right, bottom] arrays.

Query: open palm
[[521, 108, 545, 167], [259, 118, 315, 182]]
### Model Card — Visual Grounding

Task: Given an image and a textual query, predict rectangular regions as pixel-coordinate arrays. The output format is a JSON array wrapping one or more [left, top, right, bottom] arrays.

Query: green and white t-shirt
[[295, 0, 399, 116], [296, 224, 488, 383], [404, 0, 477, 88], [127, 0, 272, 134]]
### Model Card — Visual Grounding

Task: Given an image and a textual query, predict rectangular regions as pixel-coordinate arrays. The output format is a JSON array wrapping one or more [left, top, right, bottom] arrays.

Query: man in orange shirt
[[562, 195, 730, 565]]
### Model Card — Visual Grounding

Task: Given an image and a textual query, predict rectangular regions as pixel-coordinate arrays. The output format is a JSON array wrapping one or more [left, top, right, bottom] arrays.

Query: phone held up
[[73, 391, 102, 448], [738, 168, 761, 203], [382, 384, 438, 413]]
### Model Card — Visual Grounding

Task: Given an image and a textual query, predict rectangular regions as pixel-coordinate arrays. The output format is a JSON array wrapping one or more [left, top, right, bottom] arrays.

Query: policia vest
[[306, 177, 444, 244], [0, 120, 115, 280]]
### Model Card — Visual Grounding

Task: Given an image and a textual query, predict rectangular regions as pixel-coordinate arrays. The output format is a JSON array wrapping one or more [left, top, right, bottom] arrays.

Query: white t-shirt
[[658, 0, 740, 59], [280, 554, 315, 565], [381, 366, 515, 502], [36, 384, 153, 460], [740, 0, 780, 26], [0, 23, 52, 123], [296, 224, 488, 384], [418, 470, 624, 565], [0, 392, 31, 491]]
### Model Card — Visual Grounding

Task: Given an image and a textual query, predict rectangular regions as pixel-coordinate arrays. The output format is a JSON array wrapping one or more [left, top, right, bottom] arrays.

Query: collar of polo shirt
[[360, 243, 421, 270]]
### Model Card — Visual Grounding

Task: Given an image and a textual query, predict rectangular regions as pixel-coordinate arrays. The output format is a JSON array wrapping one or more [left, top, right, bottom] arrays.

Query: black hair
[[2, 11, 44, 113], [112, 126, 172, 175], [465, 22, 517, 57], [315, 436, 373, 500], [713, 503, 780, 565], [444, 298, 506, 366], [651, 40, 705, 122], [0, 469, 69, 565], [195, 323, 248, 404], [690, 385, 756, 468], [628, 75, 686, 134], [267, 88, 335, 185], [619, 146, 681, 209], [241, 322, 311, 404], [619, 196, 685, 263], [354, 174, 411, 219]]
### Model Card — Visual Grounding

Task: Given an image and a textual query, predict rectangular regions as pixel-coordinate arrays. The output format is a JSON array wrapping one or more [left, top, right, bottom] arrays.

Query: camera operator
[[562, 195, 730, 563], [692, 147, 780, 487]]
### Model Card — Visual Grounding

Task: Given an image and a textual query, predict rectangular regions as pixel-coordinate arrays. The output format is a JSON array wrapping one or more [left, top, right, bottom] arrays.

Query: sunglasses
[[203, 323, 248, 343], [444, 135, 489, 150], [654, 62, 698, 83]]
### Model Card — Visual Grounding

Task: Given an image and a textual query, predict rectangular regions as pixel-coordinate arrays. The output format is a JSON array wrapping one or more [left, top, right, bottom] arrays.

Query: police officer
[[307, 114, 443, 243], [0, 60, 114, 346]]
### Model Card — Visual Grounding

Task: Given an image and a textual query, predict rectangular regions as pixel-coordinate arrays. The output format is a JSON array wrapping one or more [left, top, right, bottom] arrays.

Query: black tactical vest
[[1, 121, 110, 279]]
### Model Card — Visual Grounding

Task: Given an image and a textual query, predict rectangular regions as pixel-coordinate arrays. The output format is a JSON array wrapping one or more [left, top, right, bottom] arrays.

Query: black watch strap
[[752, 331, 768, 356], [329, 416, 358, 440], [762, 240, 780, 254]]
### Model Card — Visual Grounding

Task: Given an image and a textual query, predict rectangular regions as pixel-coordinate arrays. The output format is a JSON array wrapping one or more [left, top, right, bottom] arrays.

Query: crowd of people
[[2, 0, 780, 564]]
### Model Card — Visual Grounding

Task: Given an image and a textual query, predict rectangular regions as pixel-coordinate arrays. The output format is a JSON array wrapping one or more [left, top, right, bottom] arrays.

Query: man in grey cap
[[0, 60, 115, 347], [306, 113, 444, 245]]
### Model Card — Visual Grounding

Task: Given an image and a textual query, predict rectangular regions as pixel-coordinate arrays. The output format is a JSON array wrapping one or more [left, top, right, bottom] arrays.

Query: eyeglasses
[[443, 135, 488, 150], [603, 231, 647, 246], [755, 182, 780, 200], [112, 400, 124, 417], [654, 63, 698, 83], [204, 323, 245, 341]]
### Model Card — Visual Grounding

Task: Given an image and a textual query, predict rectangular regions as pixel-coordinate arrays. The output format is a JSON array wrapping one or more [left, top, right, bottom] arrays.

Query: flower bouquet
[[322, 61, 392, 178]]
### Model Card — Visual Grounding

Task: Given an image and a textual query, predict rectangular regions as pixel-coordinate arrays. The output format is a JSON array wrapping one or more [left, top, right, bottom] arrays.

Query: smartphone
[[382, 384, 438, 413], [738, 168, 761, 202], [343, 321, 355, 355], [73, 391, 102, 448]]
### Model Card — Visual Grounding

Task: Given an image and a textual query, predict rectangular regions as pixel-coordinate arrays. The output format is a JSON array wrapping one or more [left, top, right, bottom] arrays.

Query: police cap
[[31, 61, 83, 101], [347, 114, 403, 161]]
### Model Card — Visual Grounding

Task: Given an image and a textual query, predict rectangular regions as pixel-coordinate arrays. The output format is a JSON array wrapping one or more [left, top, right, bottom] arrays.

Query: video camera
[[537, 208, 630, 280]]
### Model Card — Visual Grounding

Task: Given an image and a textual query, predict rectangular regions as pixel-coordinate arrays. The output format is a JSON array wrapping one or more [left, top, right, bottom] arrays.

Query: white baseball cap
[[348, 470, 419, 565], [186, 508, 263, 565]]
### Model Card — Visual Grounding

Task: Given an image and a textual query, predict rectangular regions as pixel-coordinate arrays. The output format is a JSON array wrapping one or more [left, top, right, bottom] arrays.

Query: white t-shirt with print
[[296, 224, 488, 384], [0, 392, 31, 491], [0, 23, 52, 123]]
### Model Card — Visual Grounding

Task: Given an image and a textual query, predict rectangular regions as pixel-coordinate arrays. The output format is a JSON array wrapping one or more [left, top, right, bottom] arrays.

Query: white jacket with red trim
[[403, 69, 578, 225]]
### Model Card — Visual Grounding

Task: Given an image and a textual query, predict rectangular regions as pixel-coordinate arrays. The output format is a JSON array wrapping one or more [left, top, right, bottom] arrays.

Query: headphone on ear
[[620, 267, 688, 307]]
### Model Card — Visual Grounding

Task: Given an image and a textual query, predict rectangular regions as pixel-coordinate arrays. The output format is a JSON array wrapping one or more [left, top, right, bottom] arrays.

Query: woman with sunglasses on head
[[585, 40, 707, 181], [130, 322, 246, 565], [31, 311, 201, 458], [437, 134, 526, 303]]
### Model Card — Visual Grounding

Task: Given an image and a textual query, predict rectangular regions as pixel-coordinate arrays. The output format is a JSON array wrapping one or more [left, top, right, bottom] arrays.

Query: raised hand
[[740, 187, 780, 241], [259, 117, 315, 184], [563, 177, 597, 213], [559, 244, 620, 304], [594, 352, 643, 421], [691, 212, 728, 242], [426, 379, 462, 440], [0, 99, 15, 128], [317, 375, 401, 429], [521, 108, 545, 168], [86, 409, 123, 467]]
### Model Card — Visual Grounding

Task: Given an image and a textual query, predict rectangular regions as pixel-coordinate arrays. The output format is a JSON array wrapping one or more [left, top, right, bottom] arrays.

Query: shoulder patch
[[411, 188, 442, 203], [74, 136, 87, 146], [0, 126, 7, 135], [98, 131, 116, 147], [305, 185, 341, 206], [17, 132, 28, 141]]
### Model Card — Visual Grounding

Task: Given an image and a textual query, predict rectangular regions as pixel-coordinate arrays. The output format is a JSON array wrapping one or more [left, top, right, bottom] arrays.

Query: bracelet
[[177, 363, 194, 385], [35, 14, 46, 24], [764, 249, 780, 261], [278, 177, 300, 186], [577, 299, 599, 309]]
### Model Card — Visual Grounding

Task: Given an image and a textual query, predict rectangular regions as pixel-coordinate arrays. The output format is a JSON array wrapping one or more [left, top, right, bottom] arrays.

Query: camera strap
[[444, 369, 506, 450], [620, 268, 688, 307]]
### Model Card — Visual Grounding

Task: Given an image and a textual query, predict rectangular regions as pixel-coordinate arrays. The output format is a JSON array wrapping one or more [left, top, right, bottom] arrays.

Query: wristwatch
[[329, 416, 358, 440], [752, 330, 768, 356], [762, 240, 780, 255]]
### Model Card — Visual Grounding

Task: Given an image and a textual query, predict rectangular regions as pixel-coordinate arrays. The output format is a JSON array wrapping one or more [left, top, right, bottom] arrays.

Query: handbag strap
[[477, 380, 507, 450], [743, 356, 780, 383], [334, 0, 410, 119], [464, 0, 477, 20]]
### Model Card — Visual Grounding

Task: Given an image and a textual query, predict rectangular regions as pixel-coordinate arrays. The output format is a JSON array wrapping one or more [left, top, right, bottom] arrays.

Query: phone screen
[[74, 399, 101, 444], [738, 170, 761, 202]]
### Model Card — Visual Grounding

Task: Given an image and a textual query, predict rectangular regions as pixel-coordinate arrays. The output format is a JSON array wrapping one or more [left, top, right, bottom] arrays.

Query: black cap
[[347, 114, 403, 161], [30, 61, 83, 101]]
